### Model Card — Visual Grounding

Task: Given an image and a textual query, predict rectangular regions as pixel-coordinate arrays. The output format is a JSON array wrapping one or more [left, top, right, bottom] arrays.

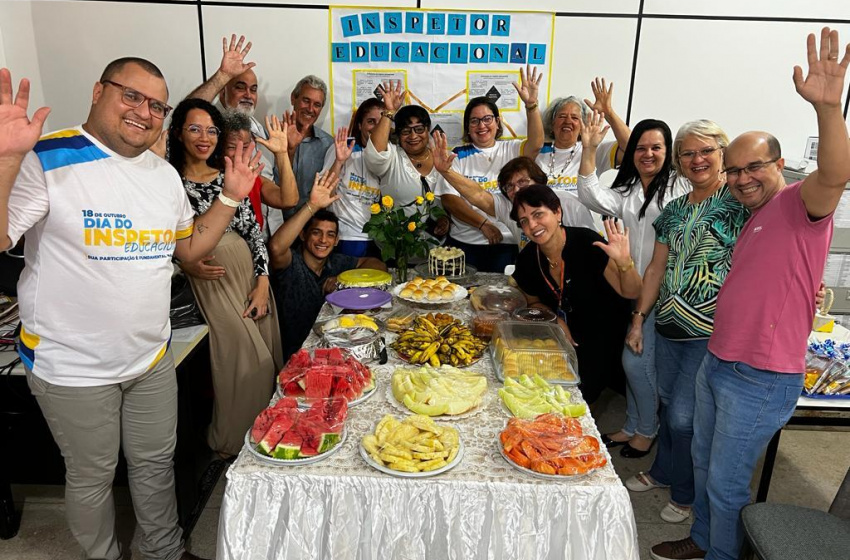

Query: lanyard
[[536, 244, 567, 322]]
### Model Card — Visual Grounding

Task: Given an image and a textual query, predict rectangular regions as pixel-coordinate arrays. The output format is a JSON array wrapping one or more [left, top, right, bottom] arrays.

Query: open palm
[[256, 115, 288, 154], [220, 34, 255, 78], [793, 28, 850, 107], [0, 69, 50, 159]]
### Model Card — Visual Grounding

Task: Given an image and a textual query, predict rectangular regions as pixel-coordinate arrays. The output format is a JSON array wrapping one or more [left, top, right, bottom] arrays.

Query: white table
[[217, 276, 639, 560]]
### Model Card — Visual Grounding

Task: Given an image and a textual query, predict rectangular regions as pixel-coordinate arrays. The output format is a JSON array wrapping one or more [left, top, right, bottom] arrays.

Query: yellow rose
[[425, 192, 435, 202], [407, 222, 416, 232], [415, 196, 425, 205], [381, 195, 394, 209], [370, 203, 381, 215]]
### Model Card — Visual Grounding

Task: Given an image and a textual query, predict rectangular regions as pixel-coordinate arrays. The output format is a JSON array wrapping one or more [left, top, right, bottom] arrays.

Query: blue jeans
[[648, 335, 709, 506], [690, 352, 802, 560], [621, 310, 659, 438]]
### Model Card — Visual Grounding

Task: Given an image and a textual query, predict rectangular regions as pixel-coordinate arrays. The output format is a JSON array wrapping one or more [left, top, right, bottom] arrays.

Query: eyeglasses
[[723, 158, 780, 179], [399, 124, 427, 137], [505, 176, 532, 193], [183, 124, 221, 137], [679, 146, 722, 161], [101, 80, 172, 119], [469, 115, 496, 127]]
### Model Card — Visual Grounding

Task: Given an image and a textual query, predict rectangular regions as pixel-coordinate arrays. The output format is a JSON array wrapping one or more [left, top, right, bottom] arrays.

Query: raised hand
[[256, 114, 288, 155], [0, 69, 50, 161], [308, 171, 340, 210], [431, 130, 457, 174], [584, 77, 614, 116], [334, 126, 354, 163], [222, 139, 262, 201], [512, 64, 542, 106], [593, 218, 631, 267], [378, 80, 405, 112], [283, 110, 306, 150], [219, 34, 255, 79], [793, 27, 850, 108], [582, 110, 610, 150]]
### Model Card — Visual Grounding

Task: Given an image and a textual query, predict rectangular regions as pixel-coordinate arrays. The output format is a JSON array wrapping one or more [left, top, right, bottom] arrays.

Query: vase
[[396, 254, 409, 284]]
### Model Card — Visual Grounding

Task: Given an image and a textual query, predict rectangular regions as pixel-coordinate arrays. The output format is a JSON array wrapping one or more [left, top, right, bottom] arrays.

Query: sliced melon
[[403, 394, 449, 416]]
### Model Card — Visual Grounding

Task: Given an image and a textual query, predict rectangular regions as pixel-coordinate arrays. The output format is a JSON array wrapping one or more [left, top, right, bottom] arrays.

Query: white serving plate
[[392, 283, 468, 305], [244, 428, 347, 466], [359, 433, 464, 478]]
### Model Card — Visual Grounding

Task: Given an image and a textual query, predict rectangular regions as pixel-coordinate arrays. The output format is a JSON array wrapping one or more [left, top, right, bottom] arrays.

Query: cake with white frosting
[[428, 247, 466, 277]]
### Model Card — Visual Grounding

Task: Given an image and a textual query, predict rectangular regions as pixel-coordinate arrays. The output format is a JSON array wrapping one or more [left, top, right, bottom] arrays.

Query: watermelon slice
[[273, 397, 299, 411], [250, 408, 277, 444], [257, 414, 296, 455], [304, 370, 333, 399], [322, 397, 348, 432], [318, 432, 341, 453], [288, 348, 313, 369], [273, 429, 303, 460]]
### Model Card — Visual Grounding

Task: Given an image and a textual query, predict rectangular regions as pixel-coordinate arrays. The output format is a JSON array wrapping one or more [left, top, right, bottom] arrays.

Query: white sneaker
[[625, 472, 670, 492], [660, 501, 691, 523]]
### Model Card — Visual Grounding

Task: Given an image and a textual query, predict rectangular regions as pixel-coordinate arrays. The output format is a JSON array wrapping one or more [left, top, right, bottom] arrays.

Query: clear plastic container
[[490, 321, 579, 385], [385, 305, 418, 332], [469, 285, 527, 313], [472, 309, 508, 340], [512, 307, 557, 323]]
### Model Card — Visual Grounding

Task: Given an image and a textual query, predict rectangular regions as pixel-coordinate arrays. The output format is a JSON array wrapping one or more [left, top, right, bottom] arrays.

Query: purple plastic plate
[[326, 288, 393, 310]]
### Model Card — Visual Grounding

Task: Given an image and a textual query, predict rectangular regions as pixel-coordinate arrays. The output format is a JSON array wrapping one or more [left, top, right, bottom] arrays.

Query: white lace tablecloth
[[217, 274, 639, 560]]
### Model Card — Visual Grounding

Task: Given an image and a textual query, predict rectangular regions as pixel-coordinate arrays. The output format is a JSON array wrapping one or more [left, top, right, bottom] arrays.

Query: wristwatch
[[618, 259, 635, 273], [382, 110, 395, 120]]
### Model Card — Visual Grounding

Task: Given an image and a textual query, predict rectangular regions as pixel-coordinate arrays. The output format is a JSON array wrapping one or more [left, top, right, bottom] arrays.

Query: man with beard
[[268, 171, 385, 360], [188, 34, 274, 183]]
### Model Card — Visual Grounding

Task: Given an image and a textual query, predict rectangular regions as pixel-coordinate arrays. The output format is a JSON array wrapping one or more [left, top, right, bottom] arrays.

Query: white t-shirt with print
[[322, 143, 381, 241], [8, 127, 195, 387], [435, 139, 523, 245]]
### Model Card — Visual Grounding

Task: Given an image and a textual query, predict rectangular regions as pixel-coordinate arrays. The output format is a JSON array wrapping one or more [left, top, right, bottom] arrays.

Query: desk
[[755, 327, 850, 502], [217, 274, 639, 560], [0, 324, 210, 540]]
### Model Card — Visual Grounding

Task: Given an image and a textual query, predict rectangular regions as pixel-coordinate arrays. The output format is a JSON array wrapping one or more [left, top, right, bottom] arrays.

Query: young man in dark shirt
[[269, 171, 386, 359]]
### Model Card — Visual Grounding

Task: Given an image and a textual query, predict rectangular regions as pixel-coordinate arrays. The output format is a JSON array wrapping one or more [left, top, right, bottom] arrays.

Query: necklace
[[408, 149, 431, 170], [548, 144, 578, 179], [542, 227, 566, 268]]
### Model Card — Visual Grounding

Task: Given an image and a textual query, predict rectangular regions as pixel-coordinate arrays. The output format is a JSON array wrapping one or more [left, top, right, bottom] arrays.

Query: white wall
[[1, 0, 849, 158]]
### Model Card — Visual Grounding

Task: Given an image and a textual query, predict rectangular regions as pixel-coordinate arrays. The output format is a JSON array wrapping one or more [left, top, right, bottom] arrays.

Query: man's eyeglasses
[[399, 124, 427, 137], [469, 115, 496, 127], [723, 158, 780, 179], [183, 125, 221, 137], [679, 146, 722, 161], [101, 80, 172, 119]]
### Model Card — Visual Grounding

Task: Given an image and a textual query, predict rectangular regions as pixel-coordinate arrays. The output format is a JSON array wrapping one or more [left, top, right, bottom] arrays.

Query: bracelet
[[217, 192, 240, 208], [382, 110, 395, 119], [525, 102, 539, 111], [478, 219, 487, 230], [305, 203, 315, 216], [618, 258, 635, 273], [632, 310, 647, 318]]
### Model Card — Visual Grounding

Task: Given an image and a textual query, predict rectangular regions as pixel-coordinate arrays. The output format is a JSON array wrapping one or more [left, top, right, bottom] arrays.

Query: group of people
[[0, 26, 848, 560]]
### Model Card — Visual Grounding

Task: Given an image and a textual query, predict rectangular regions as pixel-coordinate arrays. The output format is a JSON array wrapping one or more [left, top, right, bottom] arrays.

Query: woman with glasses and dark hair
[[363, 82, 450, 238], [622, 120, 750, 525], [509, 185, 640, 404], [576, 114, 691, 459], [432, 65, 544, 272], [167, 97, 282, 459], [320, 97, 384, 257], [430, 144, 597, 249]]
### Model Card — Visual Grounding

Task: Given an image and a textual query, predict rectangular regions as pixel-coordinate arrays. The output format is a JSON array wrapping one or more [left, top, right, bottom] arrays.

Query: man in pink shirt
[[650, 28, 850, 560]]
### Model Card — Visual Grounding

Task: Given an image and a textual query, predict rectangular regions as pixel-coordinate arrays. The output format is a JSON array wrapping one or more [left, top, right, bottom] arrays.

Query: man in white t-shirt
[[0, 58, 261, 560]]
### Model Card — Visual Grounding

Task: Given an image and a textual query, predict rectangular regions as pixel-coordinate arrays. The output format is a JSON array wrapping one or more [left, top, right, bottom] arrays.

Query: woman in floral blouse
[[167, 98, 282, 459]]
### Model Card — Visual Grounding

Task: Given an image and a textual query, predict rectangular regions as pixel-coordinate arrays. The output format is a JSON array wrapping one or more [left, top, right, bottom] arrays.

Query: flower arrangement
[[363, 192, 445, 283]]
